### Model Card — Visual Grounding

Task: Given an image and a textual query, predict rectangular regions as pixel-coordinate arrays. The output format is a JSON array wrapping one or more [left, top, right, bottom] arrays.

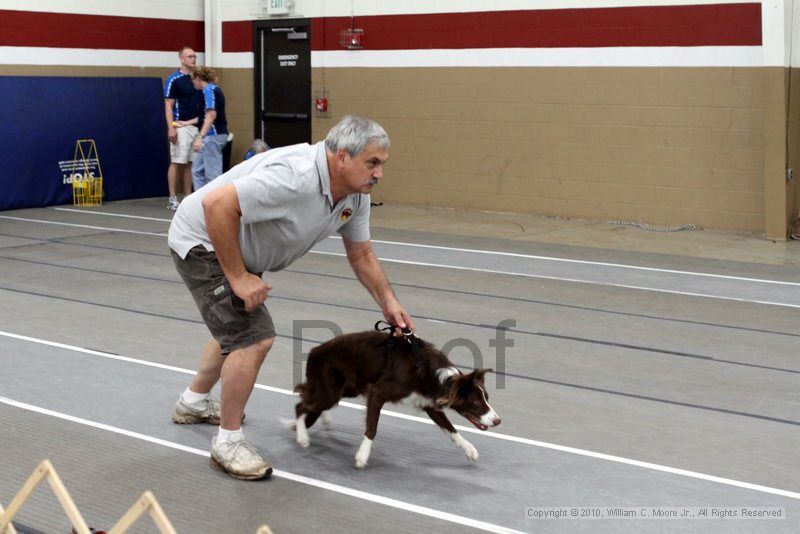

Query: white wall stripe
[[0, 47, 204, 68], [763, 0, 787, 66], [312, 46, 765, 68], [0, 46, 765, 68], [220, 51, 254, 68], [0, 396, 523, 534], [1, 329, 799, 502]]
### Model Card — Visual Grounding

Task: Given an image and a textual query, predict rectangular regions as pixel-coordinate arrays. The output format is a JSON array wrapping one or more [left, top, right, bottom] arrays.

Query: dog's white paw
[[354, 437, 372, 469], [295, 414, 310, 448], [451, 432, 479, 462], [297, 431, 310, 448], [321, 411, 332, 429], [462, 441, 479, 462]]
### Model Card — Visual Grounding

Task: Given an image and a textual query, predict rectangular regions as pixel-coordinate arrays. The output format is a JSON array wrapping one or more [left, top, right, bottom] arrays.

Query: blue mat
[[1, 76, 169, 211]]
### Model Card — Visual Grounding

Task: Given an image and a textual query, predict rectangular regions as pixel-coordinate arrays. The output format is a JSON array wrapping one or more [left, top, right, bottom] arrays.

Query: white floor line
[[2, 329, 799, 502], [15, 212, 800, 287], [312, 251, 800, 310], [53, 207, 172, 223], [0, 215, 166, 237], [2, 215, 796, 308], [0, 396, 522, 534], [330, 236, 800, 287], [0, 220, 793, 307]]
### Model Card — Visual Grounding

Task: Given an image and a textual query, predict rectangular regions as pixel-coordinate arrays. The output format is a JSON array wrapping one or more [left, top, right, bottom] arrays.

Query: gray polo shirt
[[168, 141, 371, 273]]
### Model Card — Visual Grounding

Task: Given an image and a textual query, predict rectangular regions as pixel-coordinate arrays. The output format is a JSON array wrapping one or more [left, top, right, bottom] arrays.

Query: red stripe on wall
[[0, 10, 204, 52], [1, 4, 762, 54], [308, 4, 761, 51], [222, 20, 251, 53]]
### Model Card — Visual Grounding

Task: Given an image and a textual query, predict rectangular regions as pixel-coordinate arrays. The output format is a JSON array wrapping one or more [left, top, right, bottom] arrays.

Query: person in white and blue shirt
[[191, 66, 229, 191]]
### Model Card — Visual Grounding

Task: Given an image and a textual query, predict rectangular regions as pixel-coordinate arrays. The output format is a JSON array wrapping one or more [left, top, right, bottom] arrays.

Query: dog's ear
[[468, 368, 493, 382]]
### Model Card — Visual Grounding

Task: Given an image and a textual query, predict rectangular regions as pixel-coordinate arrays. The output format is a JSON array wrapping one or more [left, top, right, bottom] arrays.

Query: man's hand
[[193, 138, 203, 152], [230, 272, 272, 312], [382, 297, 415, 337], [168, 126, 177, 144]]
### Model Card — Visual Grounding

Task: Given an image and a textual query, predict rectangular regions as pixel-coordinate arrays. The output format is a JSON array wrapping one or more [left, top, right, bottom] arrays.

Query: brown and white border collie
[[292, 331, 501, 468]]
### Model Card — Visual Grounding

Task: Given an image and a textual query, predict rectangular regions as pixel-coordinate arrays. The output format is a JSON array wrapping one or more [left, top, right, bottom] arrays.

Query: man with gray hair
[[167, 115, 414, 480]]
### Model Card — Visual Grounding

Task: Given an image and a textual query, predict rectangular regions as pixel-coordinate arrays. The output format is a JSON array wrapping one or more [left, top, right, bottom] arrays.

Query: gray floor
[[1, 198, 798, 533]]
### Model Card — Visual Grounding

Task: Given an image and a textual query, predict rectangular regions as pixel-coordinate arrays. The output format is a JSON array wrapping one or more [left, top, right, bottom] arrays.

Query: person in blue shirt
[[164, 46, 203, 210], [191, 67, 229, 191]]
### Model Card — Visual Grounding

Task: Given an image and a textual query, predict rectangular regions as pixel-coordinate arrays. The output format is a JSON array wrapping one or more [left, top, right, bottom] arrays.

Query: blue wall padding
[[1, 76, 169, 211]]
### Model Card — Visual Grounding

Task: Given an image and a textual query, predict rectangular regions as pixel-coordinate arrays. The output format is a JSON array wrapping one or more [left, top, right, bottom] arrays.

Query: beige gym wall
[[309, 66, 772, 234], [212, 68, 253, 164]]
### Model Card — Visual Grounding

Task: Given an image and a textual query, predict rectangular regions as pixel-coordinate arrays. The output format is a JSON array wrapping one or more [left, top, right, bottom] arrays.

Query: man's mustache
[[366, 178, 378, 185]]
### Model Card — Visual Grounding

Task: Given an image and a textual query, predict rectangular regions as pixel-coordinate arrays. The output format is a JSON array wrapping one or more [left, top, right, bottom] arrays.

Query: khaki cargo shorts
[[170, 124, 199, 164], [171, 246, 275, 355]]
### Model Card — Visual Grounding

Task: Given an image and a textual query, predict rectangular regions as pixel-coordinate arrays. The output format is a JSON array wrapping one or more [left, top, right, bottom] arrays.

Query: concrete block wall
[[311, 66, 766, 231]]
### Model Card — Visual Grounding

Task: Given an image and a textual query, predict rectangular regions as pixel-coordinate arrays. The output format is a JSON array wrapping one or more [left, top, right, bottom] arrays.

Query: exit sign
[[267, 0, 293, 16]]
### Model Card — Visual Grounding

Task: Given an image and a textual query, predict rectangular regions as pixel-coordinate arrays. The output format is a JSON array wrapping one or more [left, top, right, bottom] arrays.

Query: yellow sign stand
[[71, 139, 104, 207]]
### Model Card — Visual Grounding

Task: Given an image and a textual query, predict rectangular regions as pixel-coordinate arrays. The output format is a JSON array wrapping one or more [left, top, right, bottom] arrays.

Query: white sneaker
[[166, 197, 179, 211], [210, 432, 272, 480], [171, 396, 221, 425]]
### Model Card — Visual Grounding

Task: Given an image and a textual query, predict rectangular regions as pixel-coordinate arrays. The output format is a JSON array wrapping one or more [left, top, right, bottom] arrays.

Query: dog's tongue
[[467, 415, 488, 431]]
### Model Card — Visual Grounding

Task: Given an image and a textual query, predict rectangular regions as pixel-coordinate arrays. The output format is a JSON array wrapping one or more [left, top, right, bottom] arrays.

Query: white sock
[[181, 387, 209, 407], [217, 427, 243, 443]]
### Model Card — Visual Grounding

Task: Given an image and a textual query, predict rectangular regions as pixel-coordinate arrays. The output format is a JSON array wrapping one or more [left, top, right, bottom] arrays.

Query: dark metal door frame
[[252, 18, 311, 145]]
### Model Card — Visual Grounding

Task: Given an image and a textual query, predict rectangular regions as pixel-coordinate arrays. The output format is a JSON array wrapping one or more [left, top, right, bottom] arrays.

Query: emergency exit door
[[255, 20, 311, 148]]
